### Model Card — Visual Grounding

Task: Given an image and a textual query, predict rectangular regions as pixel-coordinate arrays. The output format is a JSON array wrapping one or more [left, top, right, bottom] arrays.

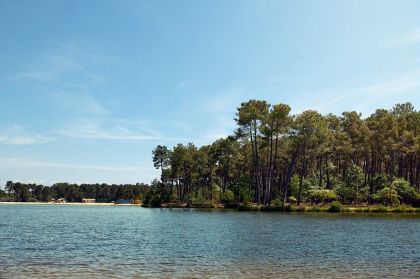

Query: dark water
[[0, 205, 419, 278]]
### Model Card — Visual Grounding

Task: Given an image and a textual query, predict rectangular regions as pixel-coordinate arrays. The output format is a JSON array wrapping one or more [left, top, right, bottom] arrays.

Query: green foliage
[[289, 175, 300, 199], [221, 189, 235, 204], [372, 174, 390, 192], [142, 186, 161, 207], [362, 207, 371, 213], [296, 206, 307, 212], [288, 196, 297, 204], [271, 199, 282, 207], [393, 205, 412, 213], [307, 205, 322, 212], [283, 204, 295, 212], [353, 207, 364, 213], [370, 205, 388, 213], [238, 200, 253, 211], [192, 192, 206, 206], [344, 163, 366, 203], [392, 179, 417, 203], [377, 186, 400, 206], [413, 193, 420, 207], [308, 189, 336, 204], [328, 201, 342, 212]]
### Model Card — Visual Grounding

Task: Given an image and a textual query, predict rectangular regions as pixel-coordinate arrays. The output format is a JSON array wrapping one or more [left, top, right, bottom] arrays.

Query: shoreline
[[3, 202, 419, 214]]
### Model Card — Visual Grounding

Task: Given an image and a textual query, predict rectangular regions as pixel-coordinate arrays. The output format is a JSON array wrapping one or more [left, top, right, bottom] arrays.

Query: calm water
[[0, 204, 419, 278]]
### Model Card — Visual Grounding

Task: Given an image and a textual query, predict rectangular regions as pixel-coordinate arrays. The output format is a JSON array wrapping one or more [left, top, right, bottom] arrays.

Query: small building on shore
[[82, 198, 96, 203], [51, 198, 66, 203]]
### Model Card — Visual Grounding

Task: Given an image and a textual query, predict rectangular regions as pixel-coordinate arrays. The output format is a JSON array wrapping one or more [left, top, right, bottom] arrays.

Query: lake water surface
[[0, 204, 419, 278]]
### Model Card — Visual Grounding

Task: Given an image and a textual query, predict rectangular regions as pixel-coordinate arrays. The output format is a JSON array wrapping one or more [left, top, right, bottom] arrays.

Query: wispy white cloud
[[0, 157, 155, 172], [58, 118, 171, 141], [390, 27, 420, 47], [308, 71, 420, 115], [9, 41, 111, 118], [0, 125, 54, 145], [9, 42, 112, 85], [47, 87, 109, 116], [362, 72, 420, 95]]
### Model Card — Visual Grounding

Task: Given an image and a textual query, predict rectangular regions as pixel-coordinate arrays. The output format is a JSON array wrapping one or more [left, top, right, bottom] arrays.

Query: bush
[[405, 207, 415, 213], [371, 205, 388, 213], [238, 200, 260, 211], [296, 206, 307, 212], [308, 205, 322, 212], [271, 199, 282, 207], [142, 190, 161, 207], [393, 206, 406, 213], [283, 204, 294, 212], [328, 201, 342, 213], [363, 207, 371, 213], [221, 189, 235, 204], [377, 187, 400, 206], [192, 193, 206, 206], [288, 196, 297, 204], [309, 189, 336, 204], [148, 195, 161, 207], [392, 179, 417, 204]]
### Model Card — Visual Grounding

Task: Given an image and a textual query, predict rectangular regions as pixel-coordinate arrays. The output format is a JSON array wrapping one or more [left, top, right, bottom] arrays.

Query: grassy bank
[[242, 203, 420, 213], [152, 202, 420, 214]]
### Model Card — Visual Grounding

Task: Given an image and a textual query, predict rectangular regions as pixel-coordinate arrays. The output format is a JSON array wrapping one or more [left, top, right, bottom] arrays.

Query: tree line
[[151, 100, 420, 208], [1, 181, 149, 202]]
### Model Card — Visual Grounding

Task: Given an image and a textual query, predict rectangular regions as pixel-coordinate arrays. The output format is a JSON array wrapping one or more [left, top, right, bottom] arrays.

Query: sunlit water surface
[[0, 204, 419, 278]]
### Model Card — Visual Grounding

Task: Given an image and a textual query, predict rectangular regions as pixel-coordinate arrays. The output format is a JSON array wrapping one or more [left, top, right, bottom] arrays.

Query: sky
[[0, 0, 419, 186]]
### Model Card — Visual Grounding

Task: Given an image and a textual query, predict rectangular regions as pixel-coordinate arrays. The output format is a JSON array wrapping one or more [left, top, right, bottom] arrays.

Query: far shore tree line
[[150, 100, 420, 208], [0, 182, 149, 203]]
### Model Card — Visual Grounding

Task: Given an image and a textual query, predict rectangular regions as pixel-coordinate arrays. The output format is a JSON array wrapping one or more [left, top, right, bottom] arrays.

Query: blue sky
[[0, 0, 419, 185]]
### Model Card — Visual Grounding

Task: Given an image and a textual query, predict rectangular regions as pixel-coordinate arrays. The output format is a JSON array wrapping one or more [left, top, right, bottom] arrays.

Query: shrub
[[328, 201, 342, 213], [342, 207, 351, 213], [363, 207, 371, 213], [296, 206, 307, 212], [390, 205, 416, 213], [142, 190, 161, 207], [308, 205, 322, 212], [283, 204, 294, 212], [221, 189, 235, 204], [288, 196, 297, 204], [412, 193, 420, 207], [238, 200, 260, 211], [377, 187, 400, 206], [271, 199, 282, 208], [371, 205, 388, 213], [309, 189, 336, 204], [148, 195, 161, 207], [192, 193, 205, 206], [392, 179, 416, 203], [405, 207, 415, 213]]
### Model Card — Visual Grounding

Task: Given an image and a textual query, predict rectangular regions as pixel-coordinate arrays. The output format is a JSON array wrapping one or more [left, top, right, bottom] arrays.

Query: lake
[[0, 204, 419, 278]]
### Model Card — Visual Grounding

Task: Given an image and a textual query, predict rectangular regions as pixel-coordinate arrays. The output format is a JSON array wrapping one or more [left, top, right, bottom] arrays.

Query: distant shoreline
[[0, 202, 141, 206]]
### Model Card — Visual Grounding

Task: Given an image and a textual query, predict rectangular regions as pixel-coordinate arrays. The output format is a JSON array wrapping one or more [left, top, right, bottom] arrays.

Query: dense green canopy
[[150, 100, 419, 207]]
